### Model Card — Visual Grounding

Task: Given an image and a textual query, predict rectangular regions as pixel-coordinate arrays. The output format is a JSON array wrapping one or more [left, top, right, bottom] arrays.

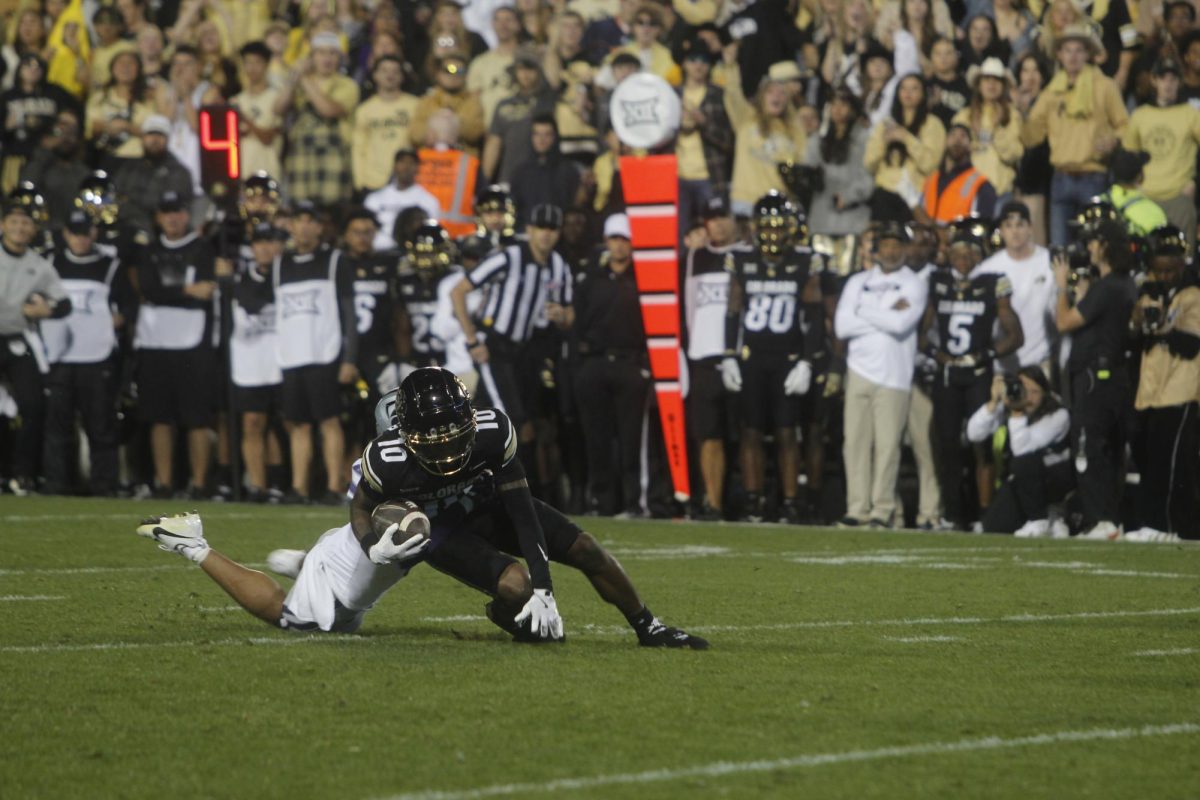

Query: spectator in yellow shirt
[[1021, 25, 1127, 245], [864, 73, 946, 221], [1124, 57, 1200, 250], [953, 57, 1023, 201]]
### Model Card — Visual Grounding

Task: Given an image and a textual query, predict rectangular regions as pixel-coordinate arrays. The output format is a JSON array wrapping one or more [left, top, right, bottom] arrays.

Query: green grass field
[[2, 496, 1198, 799]]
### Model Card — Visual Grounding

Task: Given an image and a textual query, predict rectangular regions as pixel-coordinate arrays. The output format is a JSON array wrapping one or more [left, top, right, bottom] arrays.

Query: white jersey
[[41, 247, 121, 365], [274, 248, 344, 369], [979, 245, 1056, 369], [431, 267, 480, 378], [683, 244, 737, 360], [231, 266, 282, 388], [280, 523, 408, 633]]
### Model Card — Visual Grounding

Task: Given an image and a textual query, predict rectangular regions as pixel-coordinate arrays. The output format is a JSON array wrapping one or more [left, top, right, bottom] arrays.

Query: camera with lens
[[778, 161, 824, 208], [1004, 374, 1025, 405], [1138, 280, 1171, 333]]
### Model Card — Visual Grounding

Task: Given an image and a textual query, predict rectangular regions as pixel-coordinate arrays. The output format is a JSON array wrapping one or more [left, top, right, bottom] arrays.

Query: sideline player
[[353, 367, 708, 647], [918, 219, 1024, 529], [721, 192, 824, 523]]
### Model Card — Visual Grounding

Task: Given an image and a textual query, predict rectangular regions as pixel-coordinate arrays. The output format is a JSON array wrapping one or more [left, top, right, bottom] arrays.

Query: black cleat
[[638, 619, 709, 650]]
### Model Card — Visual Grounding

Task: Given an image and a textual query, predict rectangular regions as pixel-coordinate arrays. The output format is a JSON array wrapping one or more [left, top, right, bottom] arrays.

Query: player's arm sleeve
[[723, 268, 742, 356], [496, 456, 554, 592], [801, 273, 824, 359], [467, 249, 508, 288], [335, 251, 359, 364]]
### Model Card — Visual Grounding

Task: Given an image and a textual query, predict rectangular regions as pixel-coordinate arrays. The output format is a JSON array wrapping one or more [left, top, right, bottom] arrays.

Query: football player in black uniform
[[396, 220, 451, 370], [353, 367, 709, 647], [473, 184, 517, 252], [721, 192, 824, 523], [918, 218, 1024, 529], [341, 207, 400, 451]]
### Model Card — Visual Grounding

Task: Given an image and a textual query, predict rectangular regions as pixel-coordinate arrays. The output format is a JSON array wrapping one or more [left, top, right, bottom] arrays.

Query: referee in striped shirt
[[450, 203, 574, 455]]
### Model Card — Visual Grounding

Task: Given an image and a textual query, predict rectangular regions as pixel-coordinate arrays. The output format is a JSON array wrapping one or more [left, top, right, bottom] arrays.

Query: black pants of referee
[[982, 452, 1074, 534], [1133, 402, 1199, 538], [43, 361, 119, 495], [1069, 368, 1129, 526], [932, 367, 992, 526], [0, 333, 44, 482], [574, 353, 650, 515]]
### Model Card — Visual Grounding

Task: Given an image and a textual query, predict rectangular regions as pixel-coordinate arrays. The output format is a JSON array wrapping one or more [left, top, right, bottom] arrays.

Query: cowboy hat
[[965, 56, 1015, 90], [1056, 23, 1103, 58]]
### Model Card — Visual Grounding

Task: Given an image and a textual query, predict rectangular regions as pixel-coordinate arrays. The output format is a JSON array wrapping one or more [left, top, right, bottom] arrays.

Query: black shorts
[[740, 356, 799, 431], [423, 498, 582, 595], [235, 383, 283, 415], [686, 358, 725, 442], [137, 348, 216, 428], [281, 362, 342, 423]]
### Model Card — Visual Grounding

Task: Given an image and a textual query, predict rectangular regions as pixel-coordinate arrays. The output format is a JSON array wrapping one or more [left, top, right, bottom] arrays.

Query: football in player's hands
[[371, 500, 431, 548]]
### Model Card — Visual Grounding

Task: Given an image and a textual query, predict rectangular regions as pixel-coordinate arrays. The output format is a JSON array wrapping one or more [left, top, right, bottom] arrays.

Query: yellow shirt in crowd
[[231, 85, 283, 181], [1022, 65, 1127, 173], [352, 92, 419, 191], [952, 104, 1024, 196], [1123, 102, 1200, 201]]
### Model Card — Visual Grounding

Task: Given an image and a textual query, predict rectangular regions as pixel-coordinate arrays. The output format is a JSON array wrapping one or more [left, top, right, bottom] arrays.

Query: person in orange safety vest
[[918, 123, 998, 226]]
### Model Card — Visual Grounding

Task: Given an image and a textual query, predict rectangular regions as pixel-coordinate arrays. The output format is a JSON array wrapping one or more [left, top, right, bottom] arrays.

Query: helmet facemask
[[404, 414, 478, 475]]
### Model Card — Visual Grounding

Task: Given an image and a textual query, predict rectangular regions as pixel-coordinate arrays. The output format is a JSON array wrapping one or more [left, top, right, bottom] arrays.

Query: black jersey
[[396, 265, 447, 365], [930, 269, 1012, 359], [727, 245, 820, 359], [360, 406, 518, 523], [346, 251, 400, 361]]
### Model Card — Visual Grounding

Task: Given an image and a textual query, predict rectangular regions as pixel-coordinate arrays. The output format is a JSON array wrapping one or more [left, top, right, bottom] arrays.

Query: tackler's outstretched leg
[[136, 512, 286, 626]]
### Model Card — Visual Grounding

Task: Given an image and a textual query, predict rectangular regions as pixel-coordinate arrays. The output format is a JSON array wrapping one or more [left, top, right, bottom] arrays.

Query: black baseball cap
[[998, 200, 1032, 223], [250, 221, 283, 242], [528, 203, 563, 230], [702, 195, 731, 219], [393, 147, 420, 163], [291, 199, 319, 218], [156, 190, 188, 212], [876, 219, 912, 243], [65, 208, 95, 234], [1154, 57, 1183, 77]]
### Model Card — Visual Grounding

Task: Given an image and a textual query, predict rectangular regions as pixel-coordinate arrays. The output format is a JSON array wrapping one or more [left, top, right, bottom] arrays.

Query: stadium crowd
[[1, 0, 1199, 544]]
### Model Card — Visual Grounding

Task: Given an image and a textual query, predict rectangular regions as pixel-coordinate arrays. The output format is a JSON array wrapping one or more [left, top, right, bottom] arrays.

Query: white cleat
[[1049, 519, 1070, 539], [136, 511, 211, 563], [1123, 528, 1183, 544], [1014, 519, 1050, 538], [1078, 521, 1122, 541], [266, 549, 308, 579]]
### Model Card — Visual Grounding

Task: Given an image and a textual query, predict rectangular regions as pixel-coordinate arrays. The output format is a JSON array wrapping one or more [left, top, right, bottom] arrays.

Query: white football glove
[[514, 588, 564, 640], [783, 360, 813, 396], [367, 524, 429, 566], [719, 357, 742, 392]]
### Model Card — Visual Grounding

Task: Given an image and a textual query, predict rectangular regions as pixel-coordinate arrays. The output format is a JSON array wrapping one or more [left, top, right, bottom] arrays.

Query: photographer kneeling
[[1128, 226, 1200, 543], [967, 369, 1072, 537]]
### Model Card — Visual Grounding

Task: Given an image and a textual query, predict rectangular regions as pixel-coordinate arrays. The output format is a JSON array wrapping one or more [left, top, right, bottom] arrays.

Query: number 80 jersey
[[727, 245, 818, 358], [359, 407, 519, 521], [929, 270, 1012, 359]]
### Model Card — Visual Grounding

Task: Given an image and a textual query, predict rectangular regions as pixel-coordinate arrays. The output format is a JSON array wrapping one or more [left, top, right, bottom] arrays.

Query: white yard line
[[883, 635, 963, 643], [0, 562, 266, 577], [197, 605, 242, 612], [372, 722, 1200, 800], [0, 595, 65, 601], [1133, 648, 1199, 657], [4, 607, 1198, 655], [0, 510, 335, 524], [0, 634, 376, 654]]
